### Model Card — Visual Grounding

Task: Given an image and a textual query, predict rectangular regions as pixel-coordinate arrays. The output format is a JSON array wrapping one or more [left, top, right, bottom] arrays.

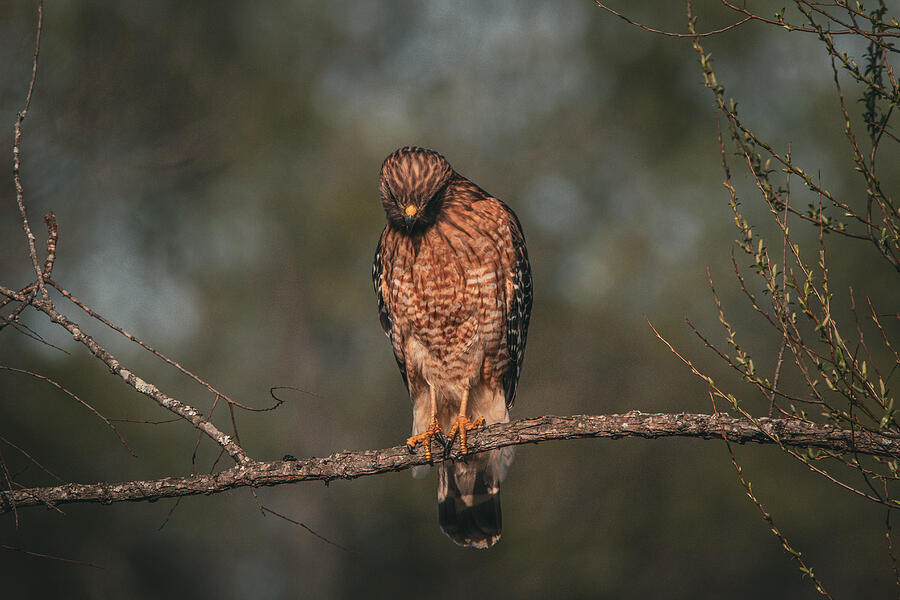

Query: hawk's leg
[[406, 385, 444, 461], [446, 388, 485, 457]]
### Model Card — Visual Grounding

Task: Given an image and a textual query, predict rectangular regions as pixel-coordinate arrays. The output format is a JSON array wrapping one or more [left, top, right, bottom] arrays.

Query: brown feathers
[[373, 146, 532, 548]]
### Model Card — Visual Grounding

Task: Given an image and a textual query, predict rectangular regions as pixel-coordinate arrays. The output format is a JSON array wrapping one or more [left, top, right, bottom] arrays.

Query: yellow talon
[[406, 415, 443, 461], [447, 415, 485, 456]]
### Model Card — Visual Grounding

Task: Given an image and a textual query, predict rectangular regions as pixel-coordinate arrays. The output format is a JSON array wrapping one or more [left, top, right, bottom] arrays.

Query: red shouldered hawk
[[373, 146, 533, 548]]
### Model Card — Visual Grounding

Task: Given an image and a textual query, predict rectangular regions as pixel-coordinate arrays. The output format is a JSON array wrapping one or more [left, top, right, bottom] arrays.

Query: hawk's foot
[[446, 415, 485, 456], [406, 415, 444, 462]]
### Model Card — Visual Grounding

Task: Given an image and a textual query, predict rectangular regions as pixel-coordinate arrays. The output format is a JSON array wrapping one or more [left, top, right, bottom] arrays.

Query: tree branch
[[3, 411, 898, 514], [13, 0, 49, 303], [0, 287, 253, 466]]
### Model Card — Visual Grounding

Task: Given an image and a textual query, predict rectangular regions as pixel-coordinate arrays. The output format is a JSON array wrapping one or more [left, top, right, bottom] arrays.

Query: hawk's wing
[[502, 206, 533, 408], [373, 231, 409, 391]]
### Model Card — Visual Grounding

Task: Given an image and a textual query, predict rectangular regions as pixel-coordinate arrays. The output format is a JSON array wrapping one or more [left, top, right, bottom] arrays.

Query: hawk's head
[[379, 146, 454, 232]]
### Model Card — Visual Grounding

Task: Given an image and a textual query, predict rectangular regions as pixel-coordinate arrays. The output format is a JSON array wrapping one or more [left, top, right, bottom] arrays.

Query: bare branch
[[25, 297, 252, 466], [3, 411, 899, 514], [13, 0, 48, 303], [46, 279, 280, 414]]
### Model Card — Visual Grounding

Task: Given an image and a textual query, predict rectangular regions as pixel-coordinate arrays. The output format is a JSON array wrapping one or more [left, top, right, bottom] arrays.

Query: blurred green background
[[1, 1, 898, 597]]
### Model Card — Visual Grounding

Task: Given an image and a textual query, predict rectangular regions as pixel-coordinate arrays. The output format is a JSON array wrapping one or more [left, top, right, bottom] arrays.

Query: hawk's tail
[[437, 447, 514, 549]]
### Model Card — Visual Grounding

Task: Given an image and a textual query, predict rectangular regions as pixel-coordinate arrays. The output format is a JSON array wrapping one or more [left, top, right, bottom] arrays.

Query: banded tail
[[437, 446, 514, 549]]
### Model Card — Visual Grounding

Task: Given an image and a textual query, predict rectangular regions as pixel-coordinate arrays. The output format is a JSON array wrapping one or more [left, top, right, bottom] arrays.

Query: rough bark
[[3, 411, 897, 514]]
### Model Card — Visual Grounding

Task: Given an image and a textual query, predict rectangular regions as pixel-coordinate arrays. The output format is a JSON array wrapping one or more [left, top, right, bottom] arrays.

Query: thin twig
[[593, 1, 751, 37], [47, 280, 281, 414], [0, 433, 61, 482], [260, 505, 354, 554], [768, 150, 791, 417], [13, 0, 48, 303], [1, 544, 104, 570], [0, 446, 19, 529], [24, 298, 252, 465], [0, 366, 135, 457], [710, 394, 833, 598]]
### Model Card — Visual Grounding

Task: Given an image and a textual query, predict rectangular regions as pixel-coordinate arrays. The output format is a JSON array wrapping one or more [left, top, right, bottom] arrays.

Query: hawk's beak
[[403, 204, 417, 228]]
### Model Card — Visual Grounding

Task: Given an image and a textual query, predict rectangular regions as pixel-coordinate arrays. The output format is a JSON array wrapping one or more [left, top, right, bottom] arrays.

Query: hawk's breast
[[384, 197, 514, 387]]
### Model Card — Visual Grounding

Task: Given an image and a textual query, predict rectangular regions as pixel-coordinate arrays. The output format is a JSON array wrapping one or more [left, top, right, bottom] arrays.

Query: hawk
[[373, 146, 533, 548]]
